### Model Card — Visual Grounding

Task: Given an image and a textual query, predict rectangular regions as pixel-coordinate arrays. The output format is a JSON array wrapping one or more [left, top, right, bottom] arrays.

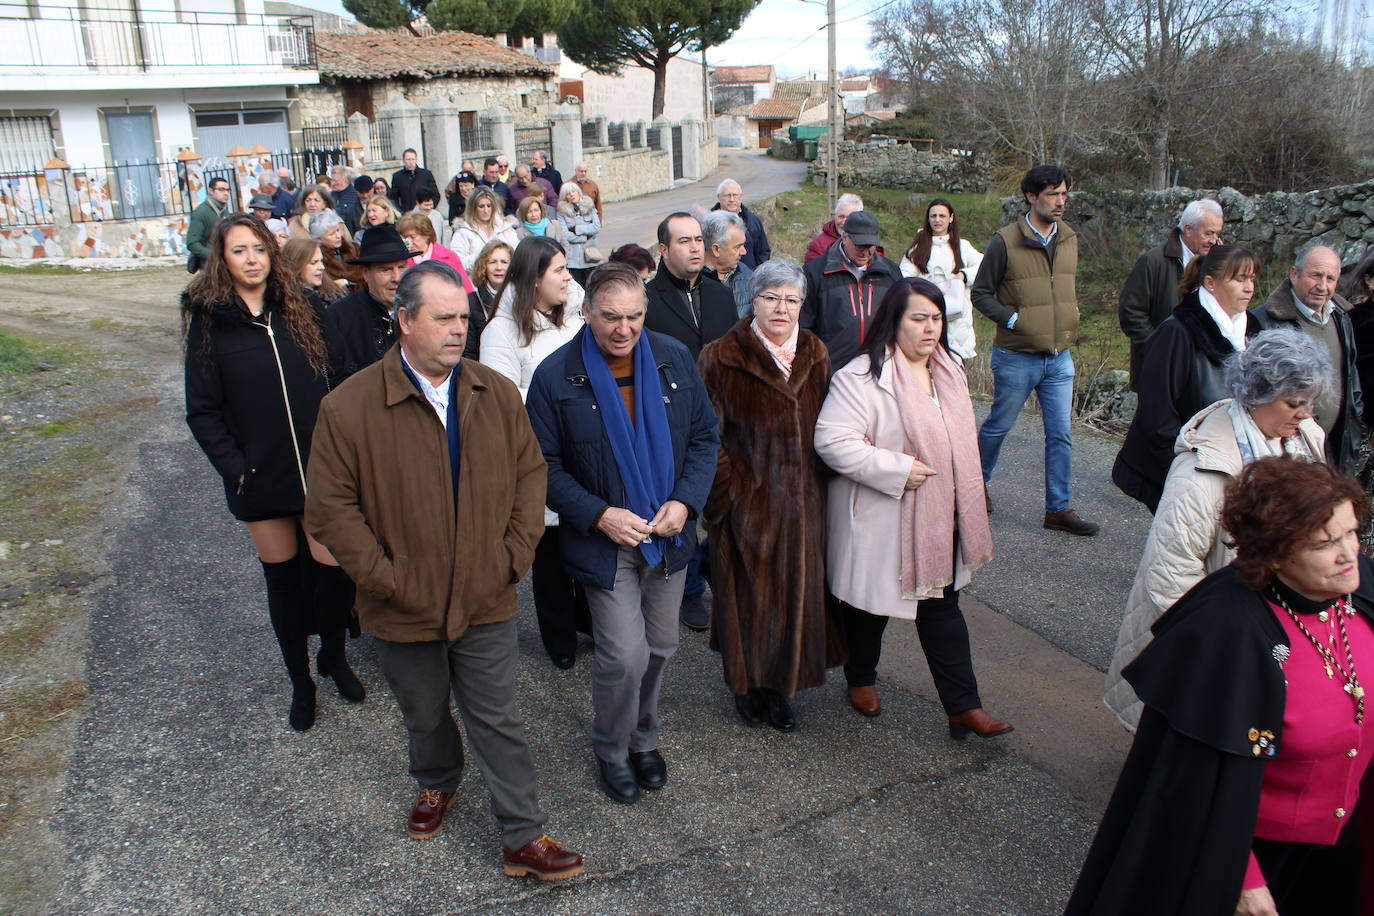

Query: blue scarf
[[523, 216, 549, 236], [580, 329, 677, 566]]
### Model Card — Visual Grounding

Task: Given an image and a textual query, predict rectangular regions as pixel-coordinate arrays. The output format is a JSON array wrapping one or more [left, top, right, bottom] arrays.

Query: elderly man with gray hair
[[806, 193, 865, 263], [1118, 198, 1225, 388], [701, 210, 753, 317], [305, 259, 584, 878], [1104, 327, 1331, 732], [1251, 242, 1365, 469], [710, 178, 770, 269]]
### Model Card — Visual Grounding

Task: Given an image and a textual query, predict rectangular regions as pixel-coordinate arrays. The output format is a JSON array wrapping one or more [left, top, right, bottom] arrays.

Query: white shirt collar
[[1180, 243, 1196, 270], [1198, 287, 1248, 352], [400, 347, 452, 427]]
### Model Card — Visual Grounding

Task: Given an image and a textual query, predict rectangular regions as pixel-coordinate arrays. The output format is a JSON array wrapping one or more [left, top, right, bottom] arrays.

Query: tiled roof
[[722, 96, 806, 120], [712, 65, 774, 85], [840, 77, 871, 91], [774, 80, 823, 100], [314, 29, 554, 80]]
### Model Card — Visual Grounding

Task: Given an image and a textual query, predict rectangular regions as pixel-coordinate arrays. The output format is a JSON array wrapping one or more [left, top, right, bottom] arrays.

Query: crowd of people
[[182, 154, 1374, 912]]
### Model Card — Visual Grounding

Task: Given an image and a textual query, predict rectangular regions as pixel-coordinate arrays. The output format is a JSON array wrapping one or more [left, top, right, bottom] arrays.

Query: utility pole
[[825, 0, 838, 213]]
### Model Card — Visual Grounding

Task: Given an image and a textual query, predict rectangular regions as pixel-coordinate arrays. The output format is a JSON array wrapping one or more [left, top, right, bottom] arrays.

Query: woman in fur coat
[[698, 259, 839, 733]]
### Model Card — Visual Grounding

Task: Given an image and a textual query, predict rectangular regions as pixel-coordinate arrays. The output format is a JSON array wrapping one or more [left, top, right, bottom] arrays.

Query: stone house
[[719, 96, 825, 148], [296, 29, 558, 129], [711, 65, 776, 116]]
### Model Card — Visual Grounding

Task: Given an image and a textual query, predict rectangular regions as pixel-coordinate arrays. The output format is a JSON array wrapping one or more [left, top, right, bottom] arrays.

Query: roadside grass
[[0, 263, 94, 277], [758, 182, 1138, 414], [0, 325, 159, 914]]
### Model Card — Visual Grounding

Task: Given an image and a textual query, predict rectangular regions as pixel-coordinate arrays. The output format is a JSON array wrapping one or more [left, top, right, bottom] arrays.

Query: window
[[0, 115, 57, 172]]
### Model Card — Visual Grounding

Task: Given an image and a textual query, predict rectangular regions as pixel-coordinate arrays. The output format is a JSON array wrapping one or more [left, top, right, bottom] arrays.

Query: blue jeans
[[977, 346, 1074, 512]]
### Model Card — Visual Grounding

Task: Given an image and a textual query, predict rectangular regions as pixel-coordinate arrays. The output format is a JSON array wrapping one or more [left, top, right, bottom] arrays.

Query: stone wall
[[294, 75, 558, 128], [698, 138, 718, 177], [581, 146, 672, 203], [1, 216, 189, 261], [998, 178, 1374, 268], [809, 137, 990, 193]]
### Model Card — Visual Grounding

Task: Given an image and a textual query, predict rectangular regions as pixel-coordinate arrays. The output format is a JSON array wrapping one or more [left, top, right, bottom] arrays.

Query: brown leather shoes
[[407, 788, 457, 839], [502, 834, 585, 881], [1043, 508, 1099, 536], [948, 708, 1014, 739], [848, 686, 881, 717]]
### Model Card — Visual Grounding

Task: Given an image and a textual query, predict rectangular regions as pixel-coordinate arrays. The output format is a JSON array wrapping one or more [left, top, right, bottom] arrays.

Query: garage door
[[195, 109, 291, 160]]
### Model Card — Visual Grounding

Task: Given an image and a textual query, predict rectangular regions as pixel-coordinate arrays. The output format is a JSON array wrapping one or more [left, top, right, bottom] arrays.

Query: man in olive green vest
[[971, 164, 1100, 537]]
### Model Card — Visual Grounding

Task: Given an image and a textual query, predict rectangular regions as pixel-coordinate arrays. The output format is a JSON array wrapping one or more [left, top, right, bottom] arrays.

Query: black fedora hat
[[346, 224, 411, 265]]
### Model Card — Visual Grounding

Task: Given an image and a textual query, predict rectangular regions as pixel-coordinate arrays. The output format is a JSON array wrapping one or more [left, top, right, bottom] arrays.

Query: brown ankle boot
[[847, 686, 881, 717], [948, 708, 1014, 739]]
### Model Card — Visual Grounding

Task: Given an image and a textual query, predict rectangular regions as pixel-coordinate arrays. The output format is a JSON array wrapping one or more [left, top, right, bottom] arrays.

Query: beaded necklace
[[1270, 589, 1364, 724]]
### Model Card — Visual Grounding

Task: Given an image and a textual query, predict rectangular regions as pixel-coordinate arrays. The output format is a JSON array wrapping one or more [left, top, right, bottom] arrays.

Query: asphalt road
[[0, 151, 1159, 914]]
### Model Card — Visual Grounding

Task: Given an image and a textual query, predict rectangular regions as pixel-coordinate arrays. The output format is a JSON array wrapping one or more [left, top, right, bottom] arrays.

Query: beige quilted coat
[[1103, 399, 1324, 732]]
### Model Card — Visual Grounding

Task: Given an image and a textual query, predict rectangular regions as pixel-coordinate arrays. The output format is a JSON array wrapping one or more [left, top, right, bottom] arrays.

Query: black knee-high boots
[[261, 556, 316, 731], [310, 558, 365, 704]]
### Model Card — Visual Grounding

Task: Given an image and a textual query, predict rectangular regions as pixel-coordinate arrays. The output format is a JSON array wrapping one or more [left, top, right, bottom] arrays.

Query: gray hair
[[716, 178, 741, 196], [394, 260, 466, 318], [308, 209, 343, 239], [329, 164, 354, 181], [1178, 199, 1223, 232], [836, 193, 863, 216], [701, 210, 744, 250], [747, 259, 807, 301], [1294, 242, 1341, 271], [1225, 328, 1336, 409]]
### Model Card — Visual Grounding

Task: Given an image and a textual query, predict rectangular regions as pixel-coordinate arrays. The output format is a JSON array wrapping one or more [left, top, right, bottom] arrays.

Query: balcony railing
[[0, 5, 316, 72]]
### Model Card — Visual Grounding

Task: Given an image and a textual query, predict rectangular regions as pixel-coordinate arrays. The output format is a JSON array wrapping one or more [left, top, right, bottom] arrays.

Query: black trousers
[[840, 584, 981, 715], [531, 525, 592, 659], [1252, 813, 1363, 915]]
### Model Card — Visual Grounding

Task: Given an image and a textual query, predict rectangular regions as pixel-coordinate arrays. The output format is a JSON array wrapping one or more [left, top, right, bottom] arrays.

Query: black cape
[[1065, 559, 1374, 915]]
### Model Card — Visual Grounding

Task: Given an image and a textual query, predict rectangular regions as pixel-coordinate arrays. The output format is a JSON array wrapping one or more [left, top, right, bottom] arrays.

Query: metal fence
[[0, 148, 351, 230], [581, 120, 601, 148], [646, 126, 662, 151], [301, 121, 348, 151], [608, 123, 626, 148], [460, 120, 491, 154], [514, 126, 551, 161]]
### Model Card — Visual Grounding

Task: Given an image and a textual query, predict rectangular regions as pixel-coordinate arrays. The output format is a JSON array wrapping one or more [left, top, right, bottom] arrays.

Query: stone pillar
[[483, 105, 516, 165], [421, 95, 464, 188], [595, 115, 608, 148], [549, 104, 582, 177], [616, 121, 631, 151], [378, 95, 423, 166], [679, 118, 703, 179], [652, 116, 674, 187], [633, 120, 647, 148], [346, 112, 370, 171]]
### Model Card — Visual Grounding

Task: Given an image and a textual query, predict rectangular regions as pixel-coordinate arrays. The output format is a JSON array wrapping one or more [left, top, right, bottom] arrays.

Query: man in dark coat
[[645, 212, 738, 359], [506, 165, 557, 216], [710, 178, 771, 269], [800, 210, 903, 372], [525, 262, 720, 805], [329, 165, 363, 236], [1252, 244, 1365, 471], [270, 176, 297, 220], [1118, 199, 1225, 389], [1065, 558, 1374, 915], [645, 211, 736, 631], [1111, 293, 1258, 512], [323, 224, 409, 387], [530, 150, 563, 198], [389, 148, 440, 213]]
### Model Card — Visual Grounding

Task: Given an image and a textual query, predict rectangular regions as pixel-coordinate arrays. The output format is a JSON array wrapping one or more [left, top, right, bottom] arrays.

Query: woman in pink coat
[[397, 212, 474, 294]]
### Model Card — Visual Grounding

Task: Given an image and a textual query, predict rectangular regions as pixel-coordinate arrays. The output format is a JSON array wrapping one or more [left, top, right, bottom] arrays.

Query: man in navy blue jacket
[[526, 262, 719, 807]]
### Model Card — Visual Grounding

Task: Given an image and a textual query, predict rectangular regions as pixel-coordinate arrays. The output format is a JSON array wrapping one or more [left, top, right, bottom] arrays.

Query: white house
[[0, 0, 320, 175]]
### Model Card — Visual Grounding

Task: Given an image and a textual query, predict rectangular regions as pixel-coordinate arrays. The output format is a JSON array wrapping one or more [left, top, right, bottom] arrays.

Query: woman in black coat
[[183, 213, 365, 731], [1112, 245, 1260, 513]]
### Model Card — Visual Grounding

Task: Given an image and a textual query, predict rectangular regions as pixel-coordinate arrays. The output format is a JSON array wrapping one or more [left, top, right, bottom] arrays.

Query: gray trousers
[[373, 618, 547, 849], [585, 546, 685, 761]]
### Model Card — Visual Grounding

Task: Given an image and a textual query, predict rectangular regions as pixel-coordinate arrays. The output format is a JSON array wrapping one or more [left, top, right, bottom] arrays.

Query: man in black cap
[[800, 209, 903, 371], [324, 223, 411, 387], [248, 193, 275, 222], [354, 175, 376, 209]]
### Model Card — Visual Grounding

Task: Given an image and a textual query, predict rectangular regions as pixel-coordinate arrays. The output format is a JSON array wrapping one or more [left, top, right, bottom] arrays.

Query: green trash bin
[[803, 139, 819, 160]]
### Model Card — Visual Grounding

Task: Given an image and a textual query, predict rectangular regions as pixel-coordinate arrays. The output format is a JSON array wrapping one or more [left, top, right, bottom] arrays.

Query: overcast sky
[[296, 0, 880, 76]]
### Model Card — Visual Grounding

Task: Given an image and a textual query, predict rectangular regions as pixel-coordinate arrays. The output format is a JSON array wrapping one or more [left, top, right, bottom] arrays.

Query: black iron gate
[[671, 125, 684, 180]]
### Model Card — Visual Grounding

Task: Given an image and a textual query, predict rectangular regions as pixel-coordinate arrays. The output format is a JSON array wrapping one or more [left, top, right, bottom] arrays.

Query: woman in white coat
[[480, 235, 590, 668], [450, 187, 518, 272], [899, 198, 982, 360], [1103, 328, 1331, 732], [814, 277, 1010, 737]]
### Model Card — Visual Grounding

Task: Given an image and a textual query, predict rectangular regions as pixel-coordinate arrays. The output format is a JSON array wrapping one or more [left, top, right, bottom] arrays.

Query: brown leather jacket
[[304, 346, 546, 643]]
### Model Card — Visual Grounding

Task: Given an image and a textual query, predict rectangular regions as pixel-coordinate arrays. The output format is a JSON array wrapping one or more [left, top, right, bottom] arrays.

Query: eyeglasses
[[756, 293, 802, 307]]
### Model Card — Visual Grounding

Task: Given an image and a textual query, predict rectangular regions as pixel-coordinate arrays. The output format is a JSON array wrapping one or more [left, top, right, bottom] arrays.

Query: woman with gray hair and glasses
[[698, 259, 839, 732], [1104, 328, 1332, 732]]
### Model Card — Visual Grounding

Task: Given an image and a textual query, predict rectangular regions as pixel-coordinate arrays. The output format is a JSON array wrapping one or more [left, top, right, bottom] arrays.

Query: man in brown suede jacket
[[305, 260, 583, 881]]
